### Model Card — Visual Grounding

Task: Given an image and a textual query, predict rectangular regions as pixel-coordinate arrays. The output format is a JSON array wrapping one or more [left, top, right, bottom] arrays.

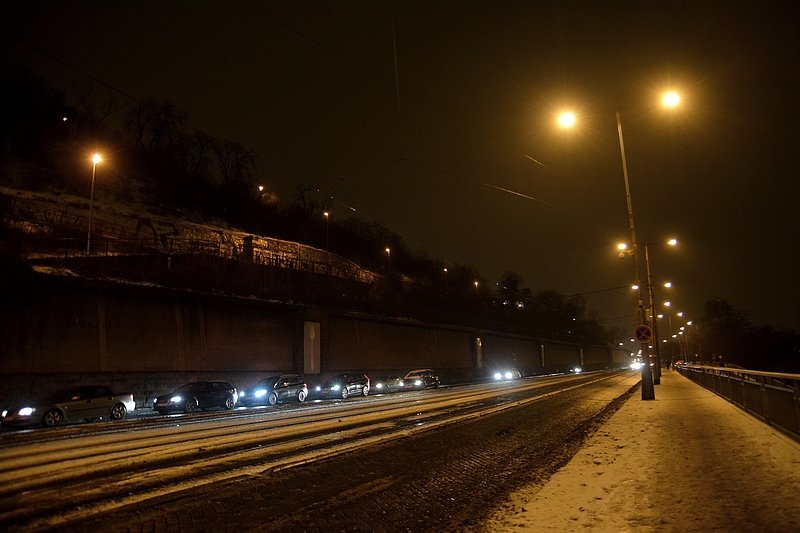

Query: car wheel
[[362, 386, 369, 396], [110, 403, 127, 421], [224, 396, 235, 410], [42, 408, 63, 427], [297, 390, 307, 402], [341, 387, 349, 399], [185, 398, 199, 413], [268, 392, 278, 406]]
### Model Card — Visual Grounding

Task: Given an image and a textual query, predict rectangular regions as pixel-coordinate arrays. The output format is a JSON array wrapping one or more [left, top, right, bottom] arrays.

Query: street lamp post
[[323, 211, 330, 251], [86, 153, 102, 255], [385, 247, 391, 272], [616, 112, 655, 400], [557, 91, 680, 400]]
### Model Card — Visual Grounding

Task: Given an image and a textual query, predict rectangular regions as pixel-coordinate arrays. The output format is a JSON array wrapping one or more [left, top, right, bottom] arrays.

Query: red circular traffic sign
[[634, 324, 653, 343]]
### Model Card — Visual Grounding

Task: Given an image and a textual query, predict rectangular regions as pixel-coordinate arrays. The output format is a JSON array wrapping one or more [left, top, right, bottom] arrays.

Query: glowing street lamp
[[385, 247, 391, 272], [557, 111, 577, 129], [86, 153, 102, 255], [570, 91, 681, 399], [662, 91, 681, 108], [323, 211, 330, 251]]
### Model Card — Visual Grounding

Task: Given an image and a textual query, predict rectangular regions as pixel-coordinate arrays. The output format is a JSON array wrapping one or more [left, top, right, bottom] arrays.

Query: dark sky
[[3, 1, 799, 333]]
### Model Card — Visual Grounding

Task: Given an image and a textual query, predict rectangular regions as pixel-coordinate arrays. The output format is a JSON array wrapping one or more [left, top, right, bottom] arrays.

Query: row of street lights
[[557, 90, 682, 400]]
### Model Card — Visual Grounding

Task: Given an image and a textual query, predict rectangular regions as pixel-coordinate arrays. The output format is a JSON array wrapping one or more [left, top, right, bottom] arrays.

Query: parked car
[[313, 373, 370, 399], [404, 369, 440, 389], [154, 381, 237, 414], [372, 375, 405, 393], [238, 374, 308, 406], [1, 385, 136, 428]]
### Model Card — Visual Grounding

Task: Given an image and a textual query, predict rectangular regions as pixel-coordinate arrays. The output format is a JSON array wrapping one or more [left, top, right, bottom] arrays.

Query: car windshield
[[175, 383, 204, 393], [46, 388, 83, 402]]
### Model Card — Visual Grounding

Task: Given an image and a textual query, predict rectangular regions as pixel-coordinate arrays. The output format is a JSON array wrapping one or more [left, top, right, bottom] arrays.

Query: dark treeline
[[694, 299, 799, 374]]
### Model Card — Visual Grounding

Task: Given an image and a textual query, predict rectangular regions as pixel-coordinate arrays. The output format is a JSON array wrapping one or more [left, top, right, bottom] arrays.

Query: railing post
[[794, 381, 800, 435], [761, 375, 771, 425]]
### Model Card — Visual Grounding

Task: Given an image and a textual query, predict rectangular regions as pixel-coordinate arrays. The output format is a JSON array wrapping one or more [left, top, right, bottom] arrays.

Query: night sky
[[3, 1, 799, 333]]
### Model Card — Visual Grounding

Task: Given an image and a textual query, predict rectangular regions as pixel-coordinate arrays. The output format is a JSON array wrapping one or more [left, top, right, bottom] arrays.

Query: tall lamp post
[[385, 247, 391, 273], [643, 238, 678, 383], [323, 211, 330, 251], [615, 112, 655, 400], [86, 153, 102, 255], [558, 91, 680, 400]]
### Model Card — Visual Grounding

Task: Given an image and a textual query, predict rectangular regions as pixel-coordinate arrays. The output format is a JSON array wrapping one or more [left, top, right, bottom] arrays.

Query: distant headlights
[[572, 367, 582, 374], [331, 384, 341, 391], [254, 389, 268, 398], [630, 362, 644, 370], [170, 396, 182, 403], [19, 407, 35, 416]]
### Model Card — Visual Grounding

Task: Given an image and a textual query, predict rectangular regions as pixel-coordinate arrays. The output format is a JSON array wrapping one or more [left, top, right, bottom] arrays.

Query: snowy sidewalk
[[487, 369, 800, 532]]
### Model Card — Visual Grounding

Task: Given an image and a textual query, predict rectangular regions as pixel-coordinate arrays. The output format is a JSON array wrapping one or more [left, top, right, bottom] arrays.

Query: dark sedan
[[154, 381, 237, 414], [238, 374, 308, 406], [313, 373, 370, 399], [404, 369, 440, 389], [372, 375, 405, 393]]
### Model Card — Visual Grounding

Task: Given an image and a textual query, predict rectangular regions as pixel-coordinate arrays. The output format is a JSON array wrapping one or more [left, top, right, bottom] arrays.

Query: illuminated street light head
[[662, 91, 681, 108], [557, 111, 576, 128], [92, 153, 102, 165], [664, 301, 672, 307], [663, 281, 672, 288], [667, 238, 678, 246]]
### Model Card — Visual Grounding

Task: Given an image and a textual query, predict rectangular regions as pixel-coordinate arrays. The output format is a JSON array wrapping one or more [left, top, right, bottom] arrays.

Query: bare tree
[[215, 140, 257, 185]]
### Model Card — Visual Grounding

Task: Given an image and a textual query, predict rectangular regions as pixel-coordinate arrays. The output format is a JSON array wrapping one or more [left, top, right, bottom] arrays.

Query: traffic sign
[[634, 324, 653, 343]]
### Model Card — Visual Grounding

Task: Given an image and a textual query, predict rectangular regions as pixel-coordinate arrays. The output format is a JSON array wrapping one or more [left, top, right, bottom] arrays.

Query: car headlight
[[331, 384, 341, 391], [573, 367, 582, 374], [19, 407, 35, 416], [254, 389, 267, 398], [170, 396, 182, 403], [494, 372, 502, 380], [315, 386, 321, 391], [239, 391, 246, 398], [414, 379, 422, 386], [504, 371, 514, 380], [376, 383, 383, 389]]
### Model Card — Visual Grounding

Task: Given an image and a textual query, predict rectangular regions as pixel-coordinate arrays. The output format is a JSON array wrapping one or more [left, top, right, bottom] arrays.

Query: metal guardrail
[[676, 364, 800, 440]]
